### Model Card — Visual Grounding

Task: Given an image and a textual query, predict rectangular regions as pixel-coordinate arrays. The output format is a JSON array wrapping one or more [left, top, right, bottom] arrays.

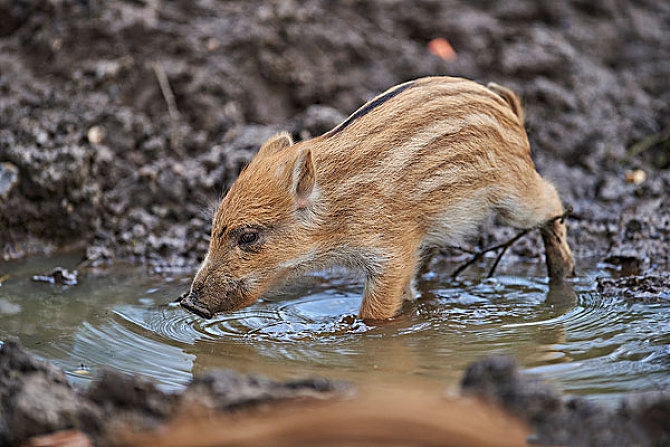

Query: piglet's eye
[[238, 231, 259, 246]]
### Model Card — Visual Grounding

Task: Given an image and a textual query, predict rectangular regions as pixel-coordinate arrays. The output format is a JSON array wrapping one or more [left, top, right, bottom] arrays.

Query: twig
[[449, 228, 531, 278], [450, 206, 573, 279], [625, 125, 669, 162], [486, 228, 532, 278], [152, 61, 183, 156], [443, 245, 479, 255]]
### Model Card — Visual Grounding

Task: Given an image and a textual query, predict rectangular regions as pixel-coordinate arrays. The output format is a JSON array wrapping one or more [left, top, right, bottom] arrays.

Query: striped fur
[[183, 76, 575, 321]]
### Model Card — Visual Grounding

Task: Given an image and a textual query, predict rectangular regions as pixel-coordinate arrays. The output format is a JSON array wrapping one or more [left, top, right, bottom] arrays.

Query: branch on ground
[[450, 206, 573, 279]]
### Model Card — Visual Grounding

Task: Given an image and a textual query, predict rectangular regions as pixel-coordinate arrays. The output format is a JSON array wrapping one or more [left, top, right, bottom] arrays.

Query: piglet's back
[[307, 76, 539, 243]]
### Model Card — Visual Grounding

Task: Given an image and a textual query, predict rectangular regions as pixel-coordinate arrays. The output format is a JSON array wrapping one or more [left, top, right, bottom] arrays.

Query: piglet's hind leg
[[498, 175, 575, 279]]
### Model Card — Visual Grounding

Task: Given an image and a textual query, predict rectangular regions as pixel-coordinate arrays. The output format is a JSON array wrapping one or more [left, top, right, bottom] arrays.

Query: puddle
[[1, 254, 668, 401]]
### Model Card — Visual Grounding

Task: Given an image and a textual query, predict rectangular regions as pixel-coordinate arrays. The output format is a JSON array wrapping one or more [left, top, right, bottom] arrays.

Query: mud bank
[[2, 341, 668, 447], [0, 0, 668, 276], [0, 340, 349, 447]]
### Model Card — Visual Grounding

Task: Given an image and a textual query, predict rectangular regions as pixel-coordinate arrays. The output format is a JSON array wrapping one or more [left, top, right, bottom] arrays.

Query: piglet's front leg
[[358, 248, 419, 321]]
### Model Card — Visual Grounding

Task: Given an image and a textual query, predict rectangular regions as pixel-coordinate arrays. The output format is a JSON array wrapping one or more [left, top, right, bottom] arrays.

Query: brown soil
[[1, 0, 668, 277]]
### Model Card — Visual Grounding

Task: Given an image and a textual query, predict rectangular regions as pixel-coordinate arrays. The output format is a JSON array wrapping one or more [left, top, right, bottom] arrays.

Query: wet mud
[[462, 356, 670, 447], [0, 340, 349, 446], [0, 0, 668, 277]]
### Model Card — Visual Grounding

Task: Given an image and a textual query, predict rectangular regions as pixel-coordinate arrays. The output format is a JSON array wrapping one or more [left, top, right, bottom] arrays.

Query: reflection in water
[[1, 256, 668, 399]]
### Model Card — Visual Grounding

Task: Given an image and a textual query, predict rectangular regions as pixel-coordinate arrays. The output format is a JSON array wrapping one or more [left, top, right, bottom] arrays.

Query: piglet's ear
[[293, 148, 315, 210], [258, 131, 293, 158]]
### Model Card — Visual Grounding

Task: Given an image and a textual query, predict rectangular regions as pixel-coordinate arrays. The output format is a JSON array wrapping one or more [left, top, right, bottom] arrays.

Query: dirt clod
[[462, 356, 670, 447], [0, 340, 350, 447], [597, 273, 670, 303]]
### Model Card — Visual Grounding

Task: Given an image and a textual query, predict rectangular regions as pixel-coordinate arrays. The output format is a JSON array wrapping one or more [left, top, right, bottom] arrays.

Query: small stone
[[206, 37, 221, 51], [87, 125, 106, 145], [0, 162, 19, 201], [624, 169, 646, 185]]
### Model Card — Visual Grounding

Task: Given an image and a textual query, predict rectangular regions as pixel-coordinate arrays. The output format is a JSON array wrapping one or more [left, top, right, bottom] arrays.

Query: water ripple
[[30, 267, 668, 398], [117, 291, 376, 344], [63, 315, 194, 391]]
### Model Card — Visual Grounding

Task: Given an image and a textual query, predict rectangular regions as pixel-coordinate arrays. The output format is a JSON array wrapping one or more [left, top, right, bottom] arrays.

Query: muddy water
[[1, 254, 668, 403]]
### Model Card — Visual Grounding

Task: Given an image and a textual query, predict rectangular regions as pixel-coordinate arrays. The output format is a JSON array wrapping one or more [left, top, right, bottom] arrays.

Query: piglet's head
[[181, 132, 318, 318]]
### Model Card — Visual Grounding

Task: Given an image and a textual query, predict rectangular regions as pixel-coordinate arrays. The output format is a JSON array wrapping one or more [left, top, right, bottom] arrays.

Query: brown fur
[[123, 389, 529, 447], [181, 76, 575, 320]]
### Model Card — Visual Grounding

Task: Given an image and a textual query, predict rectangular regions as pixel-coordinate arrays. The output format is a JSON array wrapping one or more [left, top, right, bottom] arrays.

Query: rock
[[86, 126, 106, 145], [0, 162, 19, 202], [597, 273, 670, 303], [0, 340, 350, 446], [461, 356, 670, 447], [0, 340, 102, 446], [181, 369, 351, 412]]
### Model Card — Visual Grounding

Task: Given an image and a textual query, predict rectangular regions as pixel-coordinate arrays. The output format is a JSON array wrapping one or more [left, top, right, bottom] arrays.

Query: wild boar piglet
[[181, 76, 575, 321]]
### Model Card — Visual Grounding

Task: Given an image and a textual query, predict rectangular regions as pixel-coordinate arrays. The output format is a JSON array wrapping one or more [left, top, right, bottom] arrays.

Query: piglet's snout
[[180, 291, 214, 319]]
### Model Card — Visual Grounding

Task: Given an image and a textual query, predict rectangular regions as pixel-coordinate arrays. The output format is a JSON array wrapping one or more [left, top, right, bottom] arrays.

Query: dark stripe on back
[[217, 225, 228, 240], [325, 81, 415, 137]]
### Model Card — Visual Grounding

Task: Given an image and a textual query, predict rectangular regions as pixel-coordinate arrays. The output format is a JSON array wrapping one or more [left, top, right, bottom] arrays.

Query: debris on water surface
[[0, 274, 10, 285], [0, 298, 21, 315], [31, 267, 78, 286]]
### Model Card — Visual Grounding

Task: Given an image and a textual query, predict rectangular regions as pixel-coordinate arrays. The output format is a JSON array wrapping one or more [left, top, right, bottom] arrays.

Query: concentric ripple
[[115, 280, 376, 345], [525, 292, 670, 397], [63, 317, 194, 390]]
